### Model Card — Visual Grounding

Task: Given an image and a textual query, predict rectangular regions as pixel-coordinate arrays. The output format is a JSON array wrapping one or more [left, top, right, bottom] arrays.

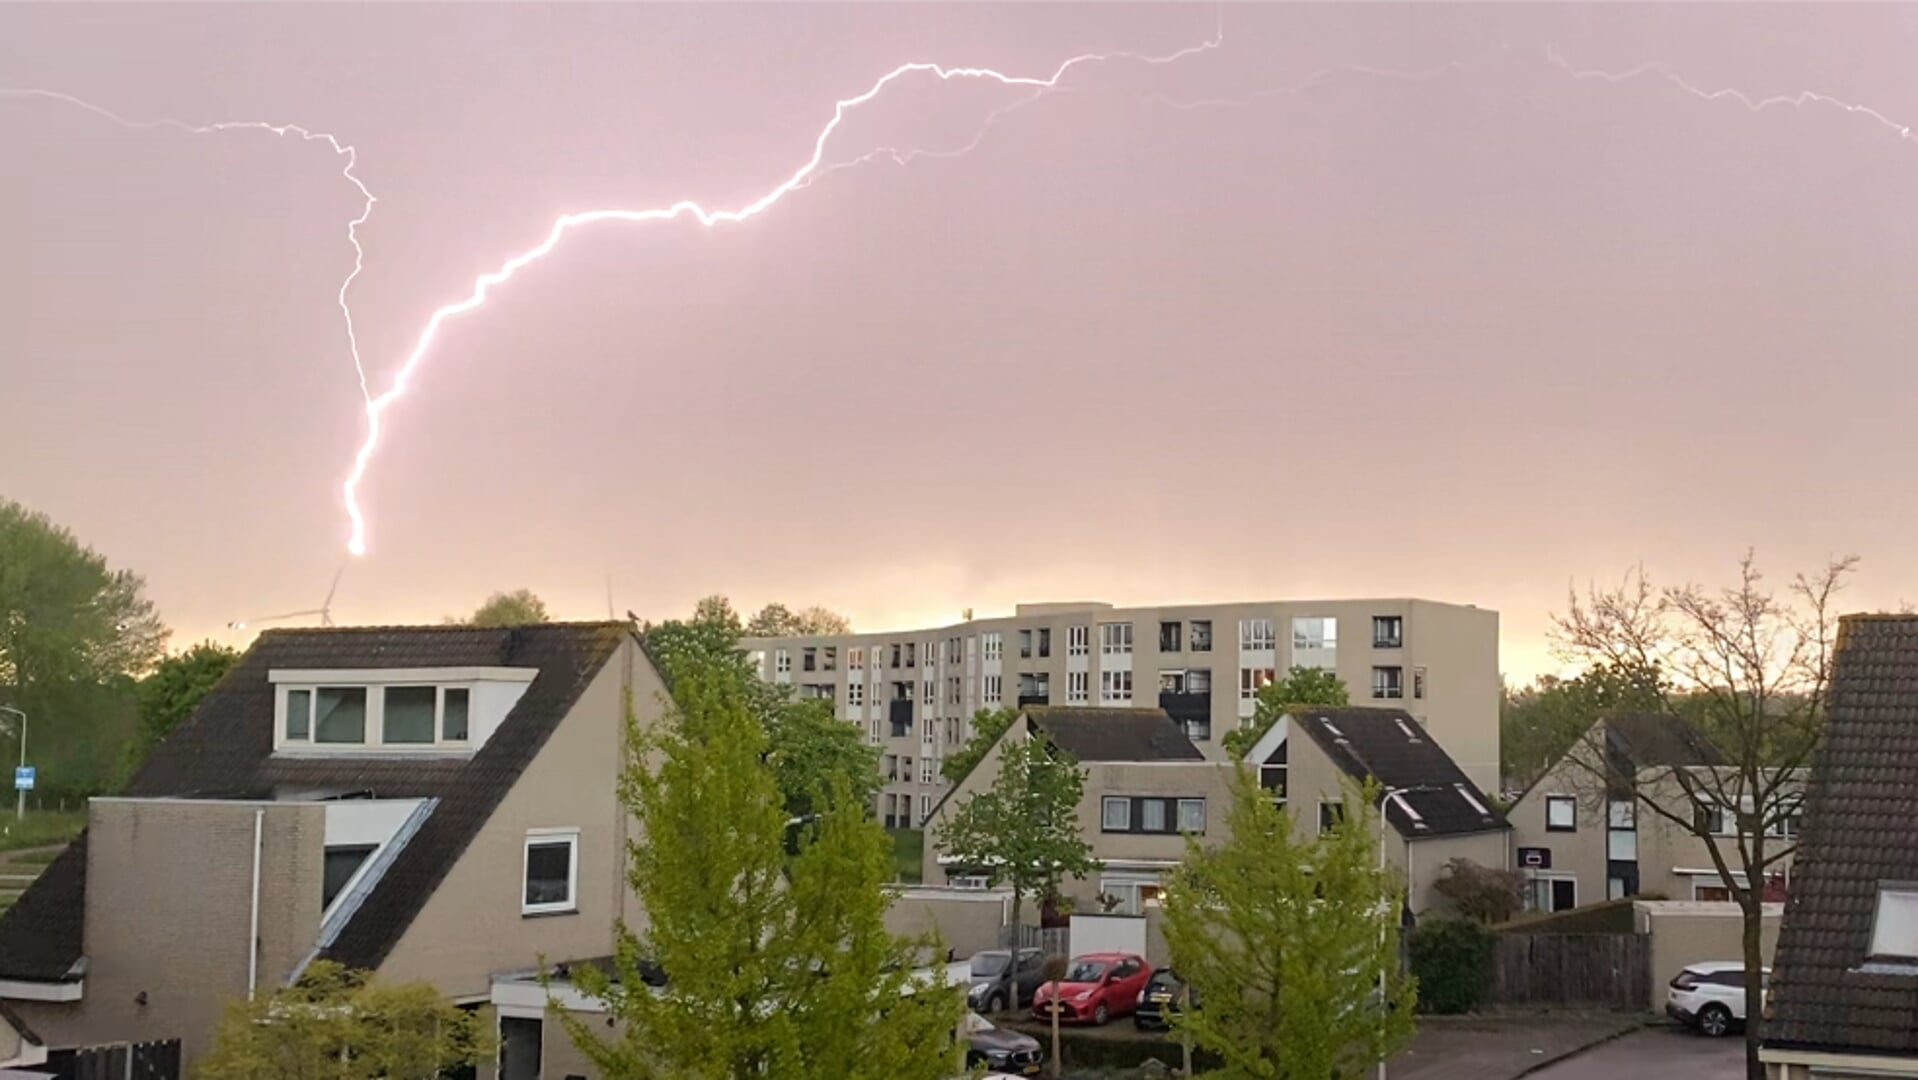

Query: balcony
[[888, 699, 914, 739], [1018, 693, 1051, 708], [1159, 691, 1212, 740]]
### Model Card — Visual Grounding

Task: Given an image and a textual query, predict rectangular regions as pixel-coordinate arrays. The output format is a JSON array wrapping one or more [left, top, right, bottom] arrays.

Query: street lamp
[[0, 706, 25, 821], [1375, 783, 1445, 1080]]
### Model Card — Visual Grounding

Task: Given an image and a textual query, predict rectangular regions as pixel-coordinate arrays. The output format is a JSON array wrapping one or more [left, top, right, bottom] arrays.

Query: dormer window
[[273, 667, 532, 753], [1870, 884, 1918, 959]]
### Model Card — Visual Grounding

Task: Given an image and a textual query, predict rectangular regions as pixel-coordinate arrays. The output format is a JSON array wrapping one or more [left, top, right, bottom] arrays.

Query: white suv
[[1666, 962, 1768, 1037]]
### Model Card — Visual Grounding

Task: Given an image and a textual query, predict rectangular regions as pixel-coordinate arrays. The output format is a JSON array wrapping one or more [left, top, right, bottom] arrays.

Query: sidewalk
[[1385, 1013, 1647, 1080]]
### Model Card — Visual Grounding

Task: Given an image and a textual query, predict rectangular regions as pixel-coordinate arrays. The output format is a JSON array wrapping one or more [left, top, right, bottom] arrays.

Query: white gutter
[[248, 808, 263, 1000]]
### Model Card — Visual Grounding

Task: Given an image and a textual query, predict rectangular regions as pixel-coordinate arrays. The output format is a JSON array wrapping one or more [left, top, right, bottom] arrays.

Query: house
[[1507, 714, 1800, 913], [922, 706, 1232, 914], [0, 622, 670, 1080], [744, 596, 1503, 824], [924, 705, 1506, 918], [1763, 615, 1918, 1080], [1239, 707, 1511, 913]]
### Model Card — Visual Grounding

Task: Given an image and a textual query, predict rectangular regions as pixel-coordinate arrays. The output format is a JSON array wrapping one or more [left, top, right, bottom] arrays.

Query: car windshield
[[1148, 971, 1181, 990], [1065, 960, 1109, 983], [970, 953, 1009, 977]]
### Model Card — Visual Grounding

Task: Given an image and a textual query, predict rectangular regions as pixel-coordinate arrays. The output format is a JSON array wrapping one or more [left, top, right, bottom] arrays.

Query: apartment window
[[923, 718, 933, 744], [1068, 625, 1090, 657], [1546, 796, 1577, 832], [947, 717, 960, 744], [1068, 671, 1089, 704], [848, 681, 865, 707], [822, 647, 838, 672], [885, 754, 898, 781], [1292, 617, 1337, 651], [775, 649, 792, 674], [1100, 622, 1134, 656], [1526, 877, 1578, 914], [1141, 799, 1166, 832], [1372, 616, 1403, 648], [983, 633, 1002, 661], [803, 647, 818, 672], [1318, 800, 1346, 835], [1160, 669, 1187, 694], [1870, 887, 1918, 958], [322, 844, 376, 910], [923, 678, 935, 706], [919, 794, 931, 822], [443, 686, 471, 741], [1019, 672, 1050, 703], [948, 638, 963, 664], [1240, 667, 1275, 700], [522, 829, 579, 916], [1239, 618, 1275, 651], [902, 757, 913, 782], [924, 641, 938, 668], [1372, 666, 1404, 700], [869, 719, 880, 744], [947, 678, 962, 705], [983, 674, 1003, 705], [382, 686, 437, 744], [1188, 668, 1213, 694], [1019, 629, 1033, 658], [920, 758, 935, 784], [285, 689, 312, 741], [1413, 666, 1427, 701], [1178, 798, 1206, 832], [1260, 764, 1287, 807], [1037, 628, 1052, 658], [849, 647, 864, 670], [1100, 670, 1133, 705], [315, 687, 368, 744], [1190, 620, 1212, 652], [1102, 797, 1132, 831], [904, 642, 917, 667], [1159, 621, 1182, 652]]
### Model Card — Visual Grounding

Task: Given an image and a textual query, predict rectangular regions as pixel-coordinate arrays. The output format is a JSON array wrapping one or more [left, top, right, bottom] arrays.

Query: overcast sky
[[4, 4, 1914, 679]]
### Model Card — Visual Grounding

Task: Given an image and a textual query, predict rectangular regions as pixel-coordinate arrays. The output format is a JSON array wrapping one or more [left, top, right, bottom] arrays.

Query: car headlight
[[986, 1050, 1010, 1064], [969, 983, 989, 1000], [1137, 991, 1146, 1004], [1073, 990, 1093, 1002]]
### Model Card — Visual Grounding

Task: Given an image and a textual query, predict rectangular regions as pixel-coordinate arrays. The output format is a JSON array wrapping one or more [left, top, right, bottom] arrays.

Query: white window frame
[[849, 647, 864, 670], [1526, 874, 1578, 913], [1240, 667, 1275, 701], [1068, 671, 1089, 704], [919, 794, 931, 821], [1102, 797, 1132, 831], [1068, 625, 1090, 657], [522, 828, 580, 916], [1870, 885, 1918, 959], [1099, 622, 1133, 656], [848, 680, 865, 707], [1178, 798, 1206, 833], [1239, 618, 1275, 651], [983, 674, 1002, 705], [1100, 669, 1133, 704], [774, 649, 791, 674], [982, 633, 1002, 662], [1291, 616, 1337, 651], [278, 683, 475, 751]]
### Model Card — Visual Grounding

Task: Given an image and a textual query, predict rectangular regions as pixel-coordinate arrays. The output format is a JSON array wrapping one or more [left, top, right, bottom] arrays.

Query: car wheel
[[987, 993, 1005, 1014], [1698, 1004, 1732, 1038], [1093, 1002, 1110, 1026]]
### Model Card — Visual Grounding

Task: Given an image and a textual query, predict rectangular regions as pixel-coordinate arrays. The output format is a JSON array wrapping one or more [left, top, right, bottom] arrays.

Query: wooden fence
[[1486, 932, 1651, 1011]]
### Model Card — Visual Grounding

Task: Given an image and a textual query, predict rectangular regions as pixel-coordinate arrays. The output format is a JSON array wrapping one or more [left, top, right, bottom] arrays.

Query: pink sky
[[4, 4, 1913, 680]]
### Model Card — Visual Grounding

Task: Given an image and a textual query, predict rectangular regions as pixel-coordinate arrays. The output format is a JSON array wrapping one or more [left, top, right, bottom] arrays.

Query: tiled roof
[[1604, 713, 1725, 769], [0, 622, 628, 981], [1765, 615, 1918, 1056], [1288, 707, 1508, 839], [1025, 707, 1206, 763]]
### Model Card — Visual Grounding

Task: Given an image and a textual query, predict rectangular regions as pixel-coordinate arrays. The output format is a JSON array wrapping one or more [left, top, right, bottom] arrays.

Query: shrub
[[1432, 857, 1525, 924], [1409, 918, 1495, 1014]]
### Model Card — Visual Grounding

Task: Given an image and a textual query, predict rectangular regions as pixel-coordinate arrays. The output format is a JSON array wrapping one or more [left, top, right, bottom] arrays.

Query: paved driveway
[[1525, 1026, 1745, 1080], [1382, 1015, 1642, 1080]]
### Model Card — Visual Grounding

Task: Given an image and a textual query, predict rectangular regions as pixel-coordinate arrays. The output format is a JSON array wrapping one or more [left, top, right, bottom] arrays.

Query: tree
[[1160, 770, 1415, 1079], [1499, 662, 1666, 788], [1431, 857, 1526, 924], [556, 665, 961, 1080], [123, 641, 238, 781], [1553, 553, 1854, 1080], [744, 603, 853, 637], [934, 734, 1098, 934], [939, 706, 1020, 784], [452, 588, 550, 627], [1221, 666, 1350, 759], [196, 960, 492, 1080], [0, 499, 167, 797]]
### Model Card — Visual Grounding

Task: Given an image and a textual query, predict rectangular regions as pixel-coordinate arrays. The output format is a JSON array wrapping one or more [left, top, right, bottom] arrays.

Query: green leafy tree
[[557, 665, 962, 1080], [1430, 857, 1525, 924], [745, 603, 852, 637], [452, 588, 550, 627], [934, 734, 1098, 933], [1161, 770, 1415, 1079], [123, 641, 238, 781], [1499, 662, 1666, 787], [1221, 666, 1350, 759], [196, 960, 492, 1080], [0, 498, 167, 797], [939, 706, 1020, 784]]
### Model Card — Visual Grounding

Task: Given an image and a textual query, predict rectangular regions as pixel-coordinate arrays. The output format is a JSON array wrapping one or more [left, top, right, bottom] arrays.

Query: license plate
[[1149, 993, 1172, 1003], [1022, 1067, 1041, 1076]]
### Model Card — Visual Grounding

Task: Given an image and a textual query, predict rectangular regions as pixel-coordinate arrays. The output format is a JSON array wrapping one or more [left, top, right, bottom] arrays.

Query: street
[[1526, 1026, 1745, 1080]]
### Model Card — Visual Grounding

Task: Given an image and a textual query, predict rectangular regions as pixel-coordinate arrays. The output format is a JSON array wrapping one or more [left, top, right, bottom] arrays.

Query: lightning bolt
[[336, 26, 1222, 557], [0, 88, 379, 402]]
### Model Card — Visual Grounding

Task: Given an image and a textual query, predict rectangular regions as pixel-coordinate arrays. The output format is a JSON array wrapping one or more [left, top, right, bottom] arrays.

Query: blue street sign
[[13, 766, 33, 791]]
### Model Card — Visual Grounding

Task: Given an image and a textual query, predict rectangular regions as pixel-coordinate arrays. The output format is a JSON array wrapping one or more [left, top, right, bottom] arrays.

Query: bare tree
[[1553, 552, 1854, 1080]]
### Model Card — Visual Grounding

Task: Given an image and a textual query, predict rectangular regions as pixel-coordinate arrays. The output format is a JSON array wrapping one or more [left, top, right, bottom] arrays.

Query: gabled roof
[[1024, 707, 1205, 764], [0, 622, 630, 982], [1285, 707, 1508, 839], [1765, 615, 1918, 1057], [1604, 713, 1724, 769]]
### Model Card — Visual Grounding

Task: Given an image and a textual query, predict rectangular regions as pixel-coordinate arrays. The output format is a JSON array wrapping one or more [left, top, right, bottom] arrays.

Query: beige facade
[[883, 888, 1026, 959], [1634, 901, 1780, 1011], [1508, 737, 1799, 912], [746, 596, 1500, 825]]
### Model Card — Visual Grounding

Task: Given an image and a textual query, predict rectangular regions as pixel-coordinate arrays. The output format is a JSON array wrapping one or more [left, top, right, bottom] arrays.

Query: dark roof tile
[[1286, 707, 1508, 839], [1025, 707, 1205, 763]]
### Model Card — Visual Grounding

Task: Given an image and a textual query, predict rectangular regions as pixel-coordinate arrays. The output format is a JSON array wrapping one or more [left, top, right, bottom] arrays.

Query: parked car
[[1032, 952, 1151, 1025], [961, 1011, 1043, 1075], [1133, 968, 1198, 1030], [1666, 961, 1768, 1037], [966, 947, 1047, 1012]]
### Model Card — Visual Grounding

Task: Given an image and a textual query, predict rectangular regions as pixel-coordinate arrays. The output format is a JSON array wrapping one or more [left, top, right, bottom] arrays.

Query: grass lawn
[[0, 810, 85, 853], [890, 828, 924, 883], [9, 848, 59, 866]]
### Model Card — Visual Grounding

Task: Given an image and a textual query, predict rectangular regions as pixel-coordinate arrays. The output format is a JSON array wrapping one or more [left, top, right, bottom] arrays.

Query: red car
[[1031, 952, 1151, 1026]]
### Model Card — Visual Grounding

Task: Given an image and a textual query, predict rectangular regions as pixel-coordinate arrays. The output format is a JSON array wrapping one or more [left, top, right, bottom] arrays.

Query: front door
[[500, 1016, 543, 1080]]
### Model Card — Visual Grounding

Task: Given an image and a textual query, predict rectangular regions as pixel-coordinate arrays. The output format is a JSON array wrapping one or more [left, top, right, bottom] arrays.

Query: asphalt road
[[1526, 1026, 1746, 1080]]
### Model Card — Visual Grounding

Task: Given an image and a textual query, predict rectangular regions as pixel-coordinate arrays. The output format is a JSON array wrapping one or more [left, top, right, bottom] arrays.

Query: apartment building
[[0, 622, 668, 1080], [744, 597, 1500, 825]]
